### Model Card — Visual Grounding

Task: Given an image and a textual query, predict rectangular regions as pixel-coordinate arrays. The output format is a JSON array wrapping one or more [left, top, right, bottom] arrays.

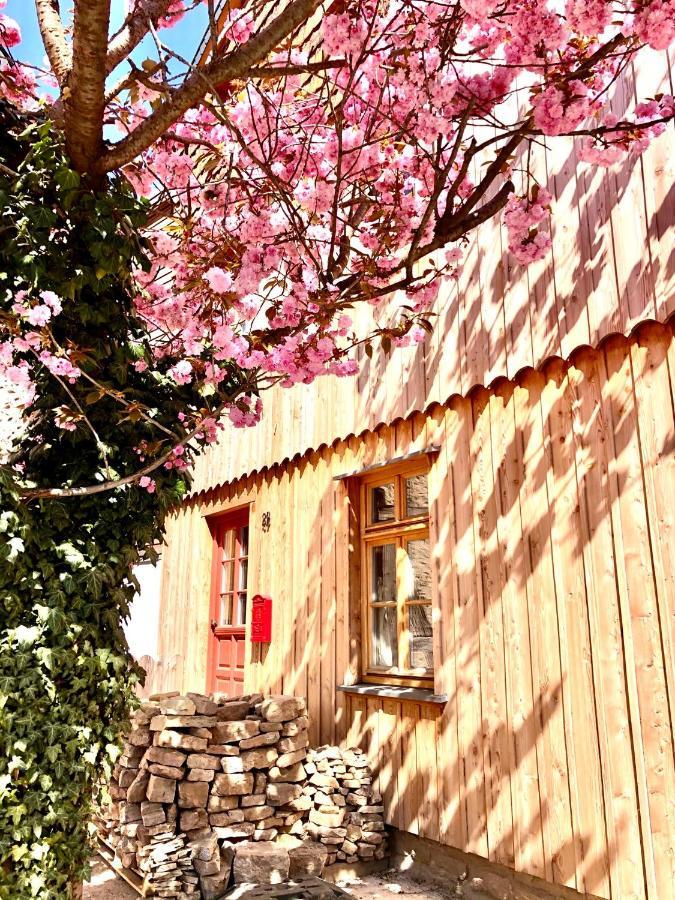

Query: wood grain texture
[[150, 324, 675, 900]]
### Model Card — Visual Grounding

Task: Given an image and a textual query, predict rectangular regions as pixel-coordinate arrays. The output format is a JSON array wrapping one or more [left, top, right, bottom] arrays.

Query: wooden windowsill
[[337, 683, 448, 705]]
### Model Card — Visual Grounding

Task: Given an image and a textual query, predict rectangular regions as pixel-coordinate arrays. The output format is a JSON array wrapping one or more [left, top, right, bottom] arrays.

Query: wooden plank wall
[[152, 322, 675, 899], [189, 53, 674, 496]]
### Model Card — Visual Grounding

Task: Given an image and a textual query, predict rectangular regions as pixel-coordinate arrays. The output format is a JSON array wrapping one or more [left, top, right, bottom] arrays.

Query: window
[[360, 462, 433, 686]]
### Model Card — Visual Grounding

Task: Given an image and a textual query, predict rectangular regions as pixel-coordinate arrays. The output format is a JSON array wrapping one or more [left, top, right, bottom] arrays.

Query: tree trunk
[[65, 0, 112, 175]]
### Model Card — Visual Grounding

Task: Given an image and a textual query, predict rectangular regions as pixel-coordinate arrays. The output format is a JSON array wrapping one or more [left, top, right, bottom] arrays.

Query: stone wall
[[96, 692, 387, 898]]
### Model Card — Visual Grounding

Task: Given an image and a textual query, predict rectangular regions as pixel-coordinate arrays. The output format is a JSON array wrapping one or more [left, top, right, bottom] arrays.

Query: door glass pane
[[404, 538, 431, 600], [370, 543, 396, 602], [409, 605, 433, 669], [237, 591, 247, 625], [371, 606, 398, 668], [238, 558, 248, 591], [370, 482, 395, 523], [222, 528, 235, 560], [404, 473, 428, 518], [221, 559, 234, 593], [219, 593, 233, 626]]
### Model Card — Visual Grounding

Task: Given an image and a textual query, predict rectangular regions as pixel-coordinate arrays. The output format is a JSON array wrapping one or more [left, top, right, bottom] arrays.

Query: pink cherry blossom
[[158, 1, 186, 29], [41, 291, 62, 314], [229, 11, 255, 44], [204, 267, 234, 293], [228, 394, 262, 428], [168, 359, 193, 385], [54, 411, 78, 431], [565, 0, 611, 34], [631, 0, 675, 51], [532, 82, 591, 136], [0, 13, 21, 48], [26, 305, 52, 327], [39, 352, 81, 382], [504, 190, 554, 265]]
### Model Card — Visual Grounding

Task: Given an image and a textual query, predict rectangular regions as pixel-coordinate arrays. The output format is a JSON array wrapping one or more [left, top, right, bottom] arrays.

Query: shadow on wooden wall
[[258, 321, 674, 900]]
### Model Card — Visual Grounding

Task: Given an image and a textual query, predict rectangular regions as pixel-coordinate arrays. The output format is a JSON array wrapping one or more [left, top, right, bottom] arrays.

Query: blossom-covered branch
[[95, 0, 322, 173]]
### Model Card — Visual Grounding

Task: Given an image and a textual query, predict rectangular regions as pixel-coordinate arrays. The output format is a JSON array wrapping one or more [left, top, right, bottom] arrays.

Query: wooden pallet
[[225, 877, 352, 899], [97, 838, 364, 899], [96, 837, 154, 897]]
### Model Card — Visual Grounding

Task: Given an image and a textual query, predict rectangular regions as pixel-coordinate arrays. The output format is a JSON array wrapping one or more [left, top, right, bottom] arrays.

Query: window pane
[[221, 559, 234, 593], [222, 528, 235, 560], [370, 543, 396, 602], [409, 605, 433, 669], [371, 606, 398, 668], [237, 591, 247, 625], [404, 473, 428, 518], [239, 525, 249, 556], [404, 538, 431, 600], [370, 483, 395, 523], [219, 593, 233, 626], [238, 558, 248, 591]]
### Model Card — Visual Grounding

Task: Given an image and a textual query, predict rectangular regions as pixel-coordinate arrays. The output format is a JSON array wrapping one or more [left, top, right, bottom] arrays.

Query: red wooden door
[[207, 510, 249, 695]]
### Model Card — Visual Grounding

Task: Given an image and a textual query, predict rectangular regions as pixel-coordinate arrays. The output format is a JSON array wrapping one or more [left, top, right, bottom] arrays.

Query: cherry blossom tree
[[1, 0, 673, 495], [0, 0, 673, 895]]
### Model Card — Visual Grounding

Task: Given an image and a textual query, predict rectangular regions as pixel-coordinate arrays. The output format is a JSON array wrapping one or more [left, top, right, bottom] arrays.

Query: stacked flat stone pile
[[304, 746, 387, 866], [97, 692, 386, 898]]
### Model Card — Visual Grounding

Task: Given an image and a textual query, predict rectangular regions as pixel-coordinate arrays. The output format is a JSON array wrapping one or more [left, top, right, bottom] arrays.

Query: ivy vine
[[0, 112, 239, 897]]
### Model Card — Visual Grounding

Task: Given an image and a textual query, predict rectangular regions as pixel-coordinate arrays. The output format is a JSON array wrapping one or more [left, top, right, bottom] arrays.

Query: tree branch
[[437, 127, 524, 235], [94, 0, 321, 174], [20, 391, 241, 500], [248, 59, 346, 79], [64, 0, 112, 175], [35, 0, 72, 85], [412, 179, 515, 264], [106, 0, 174, 74]]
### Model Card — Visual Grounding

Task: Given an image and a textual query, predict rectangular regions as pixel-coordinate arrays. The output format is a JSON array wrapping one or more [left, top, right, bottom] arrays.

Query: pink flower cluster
[[532, 81, 592, 136], [139, 475, 156, 493], [578, 95, 674, 166], [115, 0, 673, 453], [565, 0, 612, 35], [1, 287, 85, 440], [226, 10, 255, 44], [504, 190, 553, 264], [321, 13, 369, 56], [632, 0, 675, 51], [1, 290, 81, 396], [228, 394, 262, 428], [0, 0, 20, 49]]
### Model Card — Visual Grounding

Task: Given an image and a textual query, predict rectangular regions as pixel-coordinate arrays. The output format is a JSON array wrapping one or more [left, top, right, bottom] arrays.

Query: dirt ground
[[336, 871, 450, 898], [84, 857, 449, 899]]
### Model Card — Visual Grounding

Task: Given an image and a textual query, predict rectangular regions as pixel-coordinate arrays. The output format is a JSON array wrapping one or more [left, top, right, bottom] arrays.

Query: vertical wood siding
[[152, 323, 675, 899]]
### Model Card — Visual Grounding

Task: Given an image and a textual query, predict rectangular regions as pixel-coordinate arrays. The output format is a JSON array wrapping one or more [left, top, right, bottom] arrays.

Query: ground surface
[[84, 858, 449, 899], [336, 871, 451, 898]]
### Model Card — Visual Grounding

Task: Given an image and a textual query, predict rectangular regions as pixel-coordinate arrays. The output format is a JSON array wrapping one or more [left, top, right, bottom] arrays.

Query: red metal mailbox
[[250, 594, 272, 643]]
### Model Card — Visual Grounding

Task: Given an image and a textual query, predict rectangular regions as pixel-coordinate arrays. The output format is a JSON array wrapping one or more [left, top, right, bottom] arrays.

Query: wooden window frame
[[209, 508, 250, 631], [359, 459, 433, 688]]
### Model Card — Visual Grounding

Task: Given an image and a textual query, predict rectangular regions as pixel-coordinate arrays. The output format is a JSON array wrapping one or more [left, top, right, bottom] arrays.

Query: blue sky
[[7, 1, 209, 78]]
